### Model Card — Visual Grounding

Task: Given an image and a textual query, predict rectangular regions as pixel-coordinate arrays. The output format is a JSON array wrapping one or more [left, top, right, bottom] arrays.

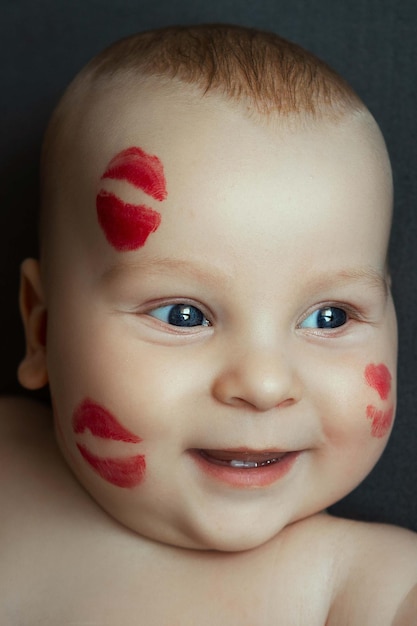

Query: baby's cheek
[[364, 363, 394, 438]]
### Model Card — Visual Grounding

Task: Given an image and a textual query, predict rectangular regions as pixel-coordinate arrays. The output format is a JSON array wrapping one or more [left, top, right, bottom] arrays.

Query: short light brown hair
[[80, 23, 363, 116]]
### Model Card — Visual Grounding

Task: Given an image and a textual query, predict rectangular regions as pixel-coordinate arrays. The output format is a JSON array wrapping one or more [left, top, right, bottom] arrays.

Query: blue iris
[[149, 304, 209, 327], [301, 306, 347, 329]]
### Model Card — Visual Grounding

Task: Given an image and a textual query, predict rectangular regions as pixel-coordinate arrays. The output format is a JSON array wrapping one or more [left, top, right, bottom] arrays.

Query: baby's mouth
[[197, 449, 288, 469]]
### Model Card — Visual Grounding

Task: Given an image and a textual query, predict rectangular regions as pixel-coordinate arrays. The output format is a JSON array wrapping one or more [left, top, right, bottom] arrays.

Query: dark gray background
[[1, 0, 416, 530]]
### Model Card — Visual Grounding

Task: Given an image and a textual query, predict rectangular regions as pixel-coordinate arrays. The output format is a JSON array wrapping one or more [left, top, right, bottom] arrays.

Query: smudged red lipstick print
[[96, 146, 167, 251], [364, 363, 394, 438], [365, 363, 391, 400], [366, 404, 394, 439], [73, 398, 146, 487]]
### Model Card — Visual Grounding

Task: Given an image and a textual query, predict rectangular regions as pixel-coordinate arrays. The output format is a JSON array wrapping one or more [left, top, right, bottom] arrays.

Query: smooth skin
[[2, 82, 417, 624]]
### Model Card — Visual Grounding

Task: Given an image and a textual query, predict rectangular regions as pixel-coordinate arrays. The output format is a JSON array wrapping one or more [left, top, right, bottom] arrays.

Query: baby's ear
[[17, 258, 48, 390]]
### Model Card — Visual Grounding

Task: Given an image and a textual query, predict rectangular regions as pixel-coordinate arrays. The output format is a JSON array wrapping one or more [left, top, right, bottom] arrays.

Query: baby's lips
[[199, 449, 288, 465]]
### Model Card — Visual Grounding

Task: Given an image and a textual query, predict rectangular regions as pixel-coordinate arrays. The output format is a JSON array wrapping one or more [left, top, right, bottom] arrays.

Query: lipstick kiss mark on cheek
[[364, 364, 394, 438], [72, 398, 146, 488], [366, 405, 394, 438], [96, 190, 161, 251], [365, 363, 392, 400], [72, 398, 141, 442], [77, 444, 146, 488]]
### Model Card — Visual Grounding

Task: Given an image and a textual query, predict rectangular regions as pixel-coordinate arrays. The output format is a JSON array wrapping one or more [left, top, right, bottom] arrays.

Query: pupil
[[318, 307, 346, 328], [168, 305, 204, 327]]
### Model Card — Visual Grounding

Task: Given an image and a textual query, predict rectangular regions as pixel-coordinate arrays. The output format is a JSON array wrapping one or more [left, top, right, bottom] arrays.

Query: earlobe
[[17, 258, 49, 390]]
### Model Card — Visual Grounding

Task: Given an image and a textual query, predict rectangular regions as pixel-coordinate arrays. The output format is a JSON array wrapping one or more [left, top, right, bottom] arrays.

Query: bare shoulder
[[0, 396, 111, 618], [0, 395, 81, 528], [325, 515, 417, 625], [0, 394, 101, 522], [0, 394, 52, 435], [0, 395, 56, 486], [0, 395, 69, 495]]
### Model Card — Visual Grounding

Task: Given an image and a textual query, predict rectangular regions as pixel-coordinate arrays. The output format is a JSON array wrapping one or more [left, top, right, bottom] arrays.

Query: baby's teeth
[[230, 459, 258, 469]]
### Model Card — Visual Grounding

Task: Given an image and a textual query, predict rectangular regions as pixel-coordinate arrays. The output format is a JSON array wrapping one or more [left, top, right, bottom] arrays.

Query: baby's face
[[43, 82, 396, 551]]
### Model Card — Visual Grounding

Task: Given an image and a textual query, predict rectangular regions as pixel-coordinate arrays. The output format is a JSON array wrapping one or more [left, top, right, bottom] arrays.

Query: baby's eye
[[147, 304, 210, 327], [300, 306, 347, 329]]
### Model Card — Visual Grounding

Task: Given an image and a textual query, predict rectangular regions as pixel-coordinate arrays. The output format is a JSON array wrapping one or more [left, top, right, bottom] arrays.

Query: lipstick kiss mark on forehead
[[101, 146, 167, 201], [96, 190, 161, 251], [97, 146, 167, 251], [365, 363, 392, 400]]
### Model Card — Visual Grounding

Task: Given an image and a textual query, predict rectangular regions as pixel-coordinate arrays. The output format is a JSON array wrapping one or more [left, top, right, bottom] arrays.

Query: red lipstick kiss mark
[[73, 398, 141, 443], [101, 146, 167, 201], [73, 399, 146, 488], [366, 404, 394, 438], [96, 190, 161, 251], [76, 443, 146, 488], [97, 146, 167, 251], [365, 363, 391, 400]]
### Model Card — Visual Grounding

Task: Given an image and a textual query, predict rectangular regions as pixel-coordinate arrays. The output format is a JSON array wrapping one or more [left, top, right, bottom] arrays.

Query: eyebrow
[[309, 266, 389, 298], [101, 259, 388, 298], [100, 256, 234, 290]]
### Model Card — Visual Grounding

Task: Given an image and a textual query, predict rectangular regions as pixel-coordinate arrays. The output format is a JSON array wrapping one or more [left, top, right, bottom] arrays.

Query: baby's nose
[[211, 347, 301, 412]]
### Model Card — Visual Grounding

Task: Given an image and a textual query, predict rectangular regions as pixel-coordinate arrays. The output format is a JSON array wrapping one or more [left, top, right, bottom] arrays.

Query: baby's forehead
[[70, 77, 374, 176], [42, 79, 391, 270]]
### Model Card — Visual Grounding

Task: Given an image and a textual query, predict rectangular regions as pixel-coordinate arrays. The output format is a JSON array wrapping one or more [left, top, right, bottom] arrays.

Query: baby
[[1, 24, 416, 625]]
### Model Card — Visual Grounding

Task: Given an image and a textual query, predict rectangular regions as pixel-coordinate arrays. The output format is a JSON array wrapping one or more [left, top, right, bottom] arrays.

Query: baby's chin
[[87, 497, 307, 553]]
